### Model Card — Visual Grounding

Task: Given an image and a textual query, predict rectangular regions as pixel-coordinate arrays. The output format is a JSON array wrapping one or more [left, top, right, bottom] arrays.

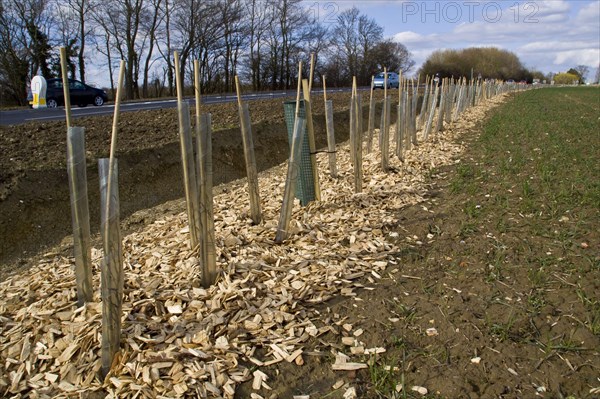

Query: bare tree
[[161, 0, 224, 94], [93, 0, 145, 99], [245, 0, 271, 90], [215, 0, 245, 92], [301, 22, 329, 83], [123, 0, 144, 98], [0, 0, 33, 104], [140, 0, 163, 97], [0, 0, 54, 104], [2, 0, 417, 103], [327, 6, 405, 86], [357, 13, 383, 82], [52, 0, 80, 79], [574, 65, 590, 83], [155, 0, 173, 95], [14, 0, 54, 78], [170, 0, 203, 92], [275, 0, 296, 89], [261, 0, 311, 90], [192, 4, 221, 92], [369, 40, 414, 75], [90, 11, 116, 93], [59, 0, 92, 83], [332, 7, 360, 83]]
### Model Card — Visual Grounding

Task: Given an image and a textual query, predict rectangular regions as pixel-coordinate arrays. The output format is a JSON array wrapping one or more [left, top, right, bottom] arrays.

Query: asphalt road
[[0, 88, 355, 126]]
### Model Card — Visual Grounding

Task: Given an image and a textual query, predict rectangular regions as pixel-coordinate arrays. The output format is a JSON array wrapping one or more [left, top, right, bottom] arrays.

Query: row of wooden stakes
[[60, 44, 524, 377]]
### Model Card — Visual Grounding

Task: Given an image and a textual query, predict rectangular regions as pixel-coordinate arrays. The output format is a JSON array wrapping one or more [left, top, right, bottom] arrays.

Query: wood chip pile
[[0, 94, 507, 398]]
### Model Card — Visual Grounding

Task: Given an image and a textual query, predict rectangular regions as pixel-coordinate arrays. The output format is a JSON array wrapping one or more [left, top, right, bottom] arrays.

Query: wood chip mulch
[[0, 94, 508, 398]]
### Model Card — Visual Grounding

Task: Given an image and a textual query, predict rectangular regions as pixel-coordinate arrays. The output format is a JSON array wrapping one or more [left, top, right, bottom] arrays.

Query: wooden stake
[[308, 53, 315, 93], [453, 78, 464, 120], [351, 77, 362, 193], [107, 60, 125, 164], [302, 79, 321, 201], [194, 60, 202, 123], [194, 60, 203, 196], [174, 52, 201, 247], [398, 70, 403, 105], [405, 79, 410, 147], [356, 91, 363, 151], [99, 158, 123, 379], [424, 83, 439, 140], [174, 52, 184, 104], [410, 78, 418, 147], [275, 116, 307, 243], [234, 75, 243, 107], [194, 59, 205, 264], [323, 75, 337, 177], [294, 61, 303, 122], [240, 102, 262, 224], [235, 76, 262, 224], [414, 74, 420, 136], [99, 59, 125, 378], [367, 76, 375, 153], [435, 79, 446, 133], [419, 75, 431, 129], [395, 98, 403, 160], [381, 68, 389, 171], [399, 79, 408, 156], [394, 76, 403, 154], [324, 99, 337, 178], [194, 60, 217, 286], [386, 95, 391, 152], [445, 78, 454, 124], [196, 113, 217, 286], [383, 67, 388, 101], [66, 127, 92, 305], [350, 83, 356, 164], [59, 47, 72, 129], [103, 59, 125, 254]]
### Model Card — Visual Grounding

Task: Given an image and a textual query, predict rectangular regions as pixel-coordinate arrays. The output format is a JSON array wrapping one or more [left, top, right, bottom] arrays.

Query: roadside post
[[30, 75, 47, 109]]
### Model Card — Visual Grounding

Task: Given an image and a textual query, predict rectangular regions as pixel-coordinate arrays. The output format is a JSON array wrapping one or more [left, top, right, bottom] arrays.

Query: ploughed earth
[[0, 90, 597, 398], [0, 91, 374, 269]]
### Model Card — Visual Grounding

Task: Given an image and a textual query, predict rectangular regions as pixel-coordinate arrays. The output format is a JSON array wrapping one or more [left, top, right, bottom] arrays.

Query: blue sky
[[316, 0, 600, 79]]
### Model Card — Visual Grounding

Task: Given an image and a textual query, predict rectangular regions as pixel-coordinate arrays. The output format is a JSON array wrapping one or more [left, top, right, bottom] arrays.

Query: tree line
[[0, 0, 415, 106], [419, 47, 597, 85], [419, 47, 540, 83]]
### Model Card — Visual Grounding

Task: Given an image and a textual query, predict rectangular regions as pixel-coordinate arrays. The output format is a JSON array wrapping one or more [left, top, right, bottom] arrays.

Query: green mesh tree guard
[[283, 100, 315, 206]]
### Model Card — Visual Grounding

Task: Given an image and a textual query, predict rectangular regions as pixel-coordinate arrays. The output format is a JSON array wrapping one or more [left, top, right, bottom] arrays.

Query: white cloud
[[575, 1, 600, 22], [571, 2, 600, 36], [535, 0, 570, 17], [392, 31, 434, 45], [520, 41, 595, 52], [408, 48, 437, 68], [390, 0, 599, 75], [392, 31, 419, 43], [553, 49, 600, 68], [316, 0, 407, 17], [86, 65, 110, 89]]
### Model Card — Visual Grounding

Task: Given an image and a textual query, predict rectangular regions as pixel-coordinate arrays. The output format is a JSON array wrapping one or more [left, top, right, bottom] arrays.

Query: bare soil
[[0, 91, 394, 270]]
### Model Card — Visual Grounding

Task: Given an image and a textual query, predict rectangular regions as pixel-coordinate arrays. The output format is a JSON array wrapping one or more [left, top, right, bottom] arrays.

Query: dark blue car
[[28, 78, 108, 108]]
